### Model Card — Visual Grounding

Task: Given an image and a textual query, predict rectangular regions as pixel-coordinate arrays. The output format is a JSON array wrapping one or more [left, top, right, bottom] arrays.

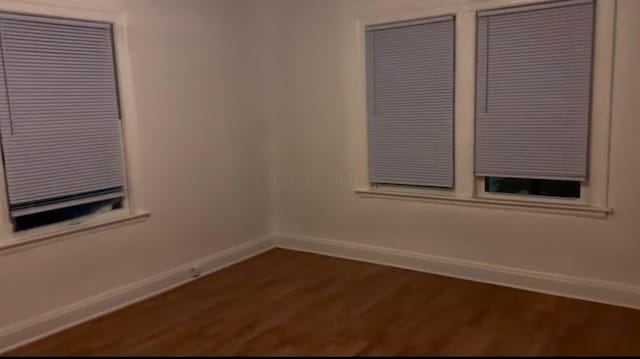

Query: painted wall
[[2, 0, 640, 341], [0, 0, 271, 328], [267, 0, 640, 286]]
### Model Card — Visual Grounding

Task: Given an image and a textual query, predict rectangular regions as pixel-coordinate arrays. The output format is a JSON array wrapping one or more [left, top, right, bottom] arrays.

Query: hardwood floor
[[7, 249, 640, 356]]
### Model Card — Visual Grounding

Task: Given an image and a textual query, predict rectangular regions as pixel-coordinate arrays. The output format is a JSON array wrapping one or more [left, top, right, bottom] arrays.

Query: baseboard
[[0, 236, 275, 354], [275, 233, 640, 310]]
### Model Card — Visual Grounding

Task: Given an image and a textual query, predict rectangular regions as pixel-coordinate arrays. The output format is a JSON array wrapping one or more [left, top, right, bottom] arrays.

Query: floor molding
[[0, 236, 275, 353], [275, 233, 640, 310]]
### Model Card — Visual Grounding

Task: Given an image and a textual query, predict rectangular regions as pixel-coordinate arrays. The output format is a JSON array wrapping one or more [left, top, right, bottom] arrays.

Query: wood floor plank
[[6, 248, 640, 356]]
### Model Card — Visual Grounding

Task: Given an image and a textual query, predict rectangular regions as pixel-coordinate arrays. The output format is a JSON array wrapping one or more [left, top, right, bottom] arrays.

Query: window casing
[[356, 0, 615, 217], [0, 2, 149, 245]]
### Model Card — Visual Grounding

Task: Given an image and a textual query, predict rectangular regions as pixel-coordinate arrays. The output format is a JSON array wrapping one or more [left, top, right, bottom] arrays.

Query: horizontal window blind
[[0, 13, 125, 217], [475, 0, 594, 181], [366, 16, 455, 188]]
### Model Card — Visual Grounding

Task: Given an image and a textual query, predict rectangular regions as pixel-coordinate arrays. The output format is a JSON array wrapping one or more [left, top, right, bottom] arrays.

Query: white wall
[[0, 0, 271, 329], [267, 0, 640, 286], [2, 0, 640, 345]]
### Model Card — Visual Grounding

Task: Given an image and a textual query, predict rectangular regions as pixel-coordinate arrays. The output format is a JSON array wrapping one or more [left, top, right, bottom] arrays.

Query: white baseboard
[[275, 233, 640, 310], [0, 236, 275, 354]]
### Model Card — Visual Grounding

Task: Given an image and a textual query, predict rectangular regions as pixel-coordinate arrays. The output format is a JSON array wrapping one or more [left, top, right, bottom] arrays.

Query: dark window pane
[[13, 198, 123, 232], [485, 177, 580, 198]]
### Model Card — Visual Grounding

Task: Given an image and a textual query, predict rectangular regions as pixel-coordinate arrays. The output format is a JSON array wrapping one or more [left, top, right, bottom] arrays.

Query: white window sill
[[0, 211, 151, 254], [355, 188, 611, 219]]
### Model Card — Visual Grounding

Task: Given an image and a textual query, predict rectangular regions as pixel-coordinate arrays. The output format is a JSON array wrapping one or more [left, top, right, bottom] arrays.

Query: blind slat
[[474, 1, 594, 181], [0, 14, 125, 214], [367, 18, 455, 188]]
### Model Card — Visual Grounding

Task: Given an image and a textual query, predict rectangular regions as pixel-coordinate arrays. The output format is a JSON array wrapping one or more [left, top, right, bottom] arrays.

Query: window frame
[[0, 0, 148, 247], [353, 0, 615, 218], [475, 0, 612, 209]]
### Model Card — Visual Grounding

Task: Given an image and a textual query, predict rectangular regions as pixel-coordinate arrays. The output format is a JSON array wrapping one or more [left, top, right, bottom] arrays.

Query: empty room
[[0, 0, 639, 356]]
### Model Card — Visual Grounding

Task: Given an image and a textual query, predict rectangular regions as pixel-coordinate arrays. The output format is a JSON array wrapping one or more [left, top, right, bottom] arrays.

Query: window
[[366, 16, 455, 188], [485, 177, 580, 198], [475, 0, 594, 198], [357, 0, 613, 217], [0, 13, 126, 231]]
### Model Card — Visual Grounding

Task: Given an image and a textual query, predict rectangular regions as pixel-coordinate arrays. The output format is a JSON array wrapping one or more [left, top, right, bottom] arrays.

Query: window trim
[[355, 188, 611, 218], [0, 210, 150, 254], [353, 0, 616, 218], [0, 0, 148, 243]]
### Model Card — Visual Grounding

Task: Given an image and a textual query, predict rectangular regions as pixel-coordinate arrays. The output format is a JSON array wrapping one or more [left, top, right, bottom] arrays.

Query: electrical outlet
[[190, 266, 201, 278], [69, 218, 83, 226]]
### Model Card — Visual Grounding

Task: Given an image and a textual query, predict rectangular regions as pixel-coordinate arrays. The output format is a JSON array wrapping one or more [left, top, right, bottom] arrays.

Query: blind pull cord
[[0, 26, 15, 135]]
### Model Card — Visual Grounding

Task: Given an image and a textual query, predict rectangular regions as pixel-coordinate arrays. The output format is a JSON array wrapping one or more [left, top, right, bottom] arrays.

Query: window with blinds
[[475, 0, 595, 185], [366, 16, 455, 188], [0, 13, 125, 230]]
